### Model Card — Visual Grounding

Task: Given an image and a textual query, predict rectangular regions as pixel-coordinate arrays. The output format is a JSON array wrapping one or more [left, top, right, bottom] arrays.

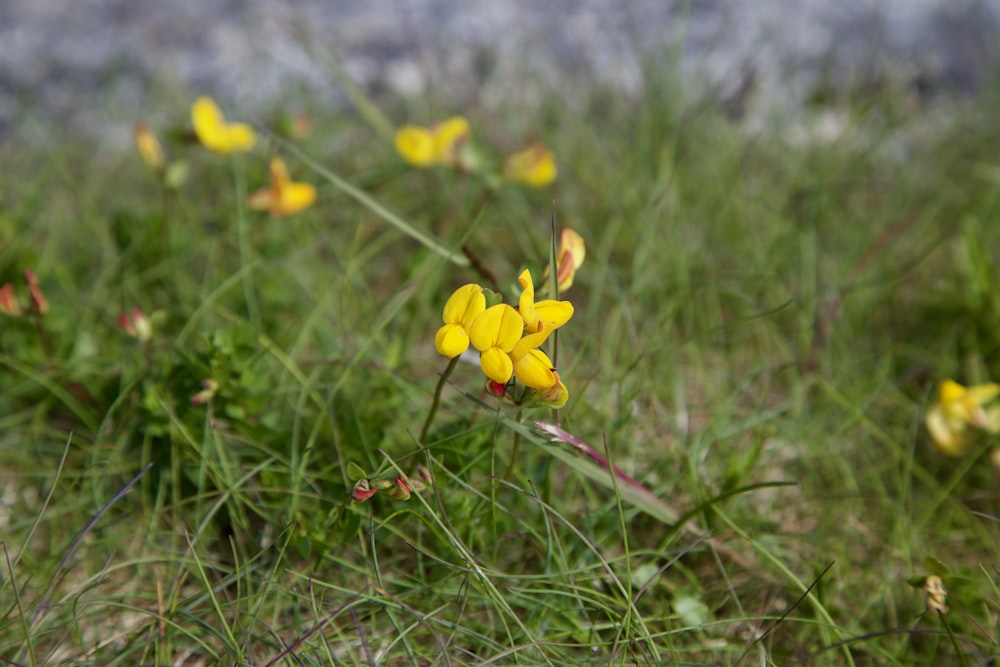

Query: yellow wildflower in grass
[[395, 116, 471, 168], [502, 143, 557, 187], [134, 122, 165, 173], [435, 284, 486, 358], [469, 304, 525, 384], [517, 269, 574, 334], [247, 158, 317, 217], [191, 96, 256, 154], [925, 379, 1000, 456]]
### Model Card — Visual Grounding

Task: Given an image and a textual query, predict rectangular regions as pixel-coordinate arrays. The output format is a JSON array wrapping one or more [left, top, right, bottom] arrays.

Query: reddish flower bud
[[0, 284, 22, 317], [190, 379, 220, 405], [119, 308, 153, 341], [351, 479, 378, 503]]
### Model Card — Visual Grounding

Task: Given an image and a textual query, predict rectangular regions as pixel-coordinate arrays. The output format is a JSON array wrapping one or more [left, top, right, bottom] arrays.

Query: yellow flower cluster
[[395, 115, 558, 188], [135, 96, 317, 217], [925, 379, 1000, 456], [434, 231, 584, 408]]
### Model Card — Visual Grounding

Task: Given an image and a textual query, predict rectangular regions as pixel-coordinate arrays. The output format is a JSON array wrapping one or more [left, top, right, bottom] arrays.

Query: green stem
[[231, 156, 260, 328], [419, 356, 460, 444], [502, 406, 523, 480]]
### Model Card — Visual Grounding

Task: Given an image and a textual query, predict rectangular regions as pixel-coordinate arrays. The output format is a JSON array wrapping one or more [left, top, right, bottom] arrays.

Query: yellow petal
[[479, 347, 514, 384], [926, 405, 970, 456], [513, 348, 556, 389], [431, 116, 470, 164], [275, 181, 317, 216], [395, 126, 436, 167], [442, 284, 485, 327], [191, 96, 256, 154], [533, 300, 574, 330], [248, 158, 316, 216], [517, 269, 537, 329], [435, 324, 470, 358], [469, 304, 523, 353], [503, 143, 557, 187]]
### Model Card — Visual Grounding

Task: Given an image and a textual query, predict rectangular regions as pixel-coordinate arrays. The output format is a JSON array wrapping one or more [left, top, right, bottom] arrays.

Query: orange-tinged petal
[[559, 229, 586, 271], [469, 304, 523, 353], [134, 122, 165, 172], [395, 125, 436, 166], [248, 158, 316, 216], [0, 283, 22, 317], [480, 347, 514, 384], [555, 228, 585, 291], [435, 323, 470, 358]]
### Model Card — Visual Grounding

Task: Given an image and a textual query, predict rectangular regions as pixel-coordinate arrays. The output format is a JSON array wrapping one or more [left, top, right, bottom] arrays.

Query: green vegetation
[[3, 56, 1000, 665]]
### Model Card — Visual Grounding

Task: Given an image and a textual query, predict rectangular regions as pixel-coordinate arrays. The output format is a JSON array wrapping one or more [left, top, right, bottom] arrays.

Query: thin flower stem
[[32, 313, 53, 365], [548, 201, 561, 424], [419, 356, 460, 444], [502, 406, 523, 480], [232, 156, 260, 328]]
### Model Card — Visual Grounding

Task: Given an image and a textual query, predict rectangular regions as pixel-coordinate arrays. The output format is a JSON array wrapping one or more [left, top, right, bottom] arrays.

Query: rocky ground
[[1, 0, 998, 143]]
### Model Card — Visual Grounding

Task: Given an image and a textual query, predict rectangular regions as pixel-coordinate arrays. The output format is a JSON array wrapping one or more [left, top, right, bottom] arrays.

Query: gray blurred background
[[1, 0, 998, 141]]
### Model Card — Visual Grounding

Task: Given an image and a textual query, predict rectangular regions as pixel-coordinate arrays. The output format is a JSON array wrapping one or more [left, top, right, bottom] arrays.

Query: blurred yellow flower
[[502, 143, 557, 187], [517, 269, 574, 334], [435, 284, 486, 358], [395, 116, 470, 168], [134, 122, 165, 172], [925, 379, 1000, 456], [191, 96, 256, 154], [247, 158, 316, 217]]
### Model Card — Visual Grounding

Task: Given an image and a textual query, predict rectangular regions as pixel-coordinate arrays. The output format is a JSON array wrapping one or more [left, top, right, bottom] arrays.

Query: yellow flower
[[191, 96, 256, 154], [509, 325, 557, 389], [247, 158, 316, 217], [134, 122, 165, 172], [925, 379, 1000, 456], [517, 269, 574, 334], [543, 228, 586, 292], [435, 284, 486, 358], [395, 116, 470, 168], [469, 304, 524, 384], [502, 143, 557, 187]]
